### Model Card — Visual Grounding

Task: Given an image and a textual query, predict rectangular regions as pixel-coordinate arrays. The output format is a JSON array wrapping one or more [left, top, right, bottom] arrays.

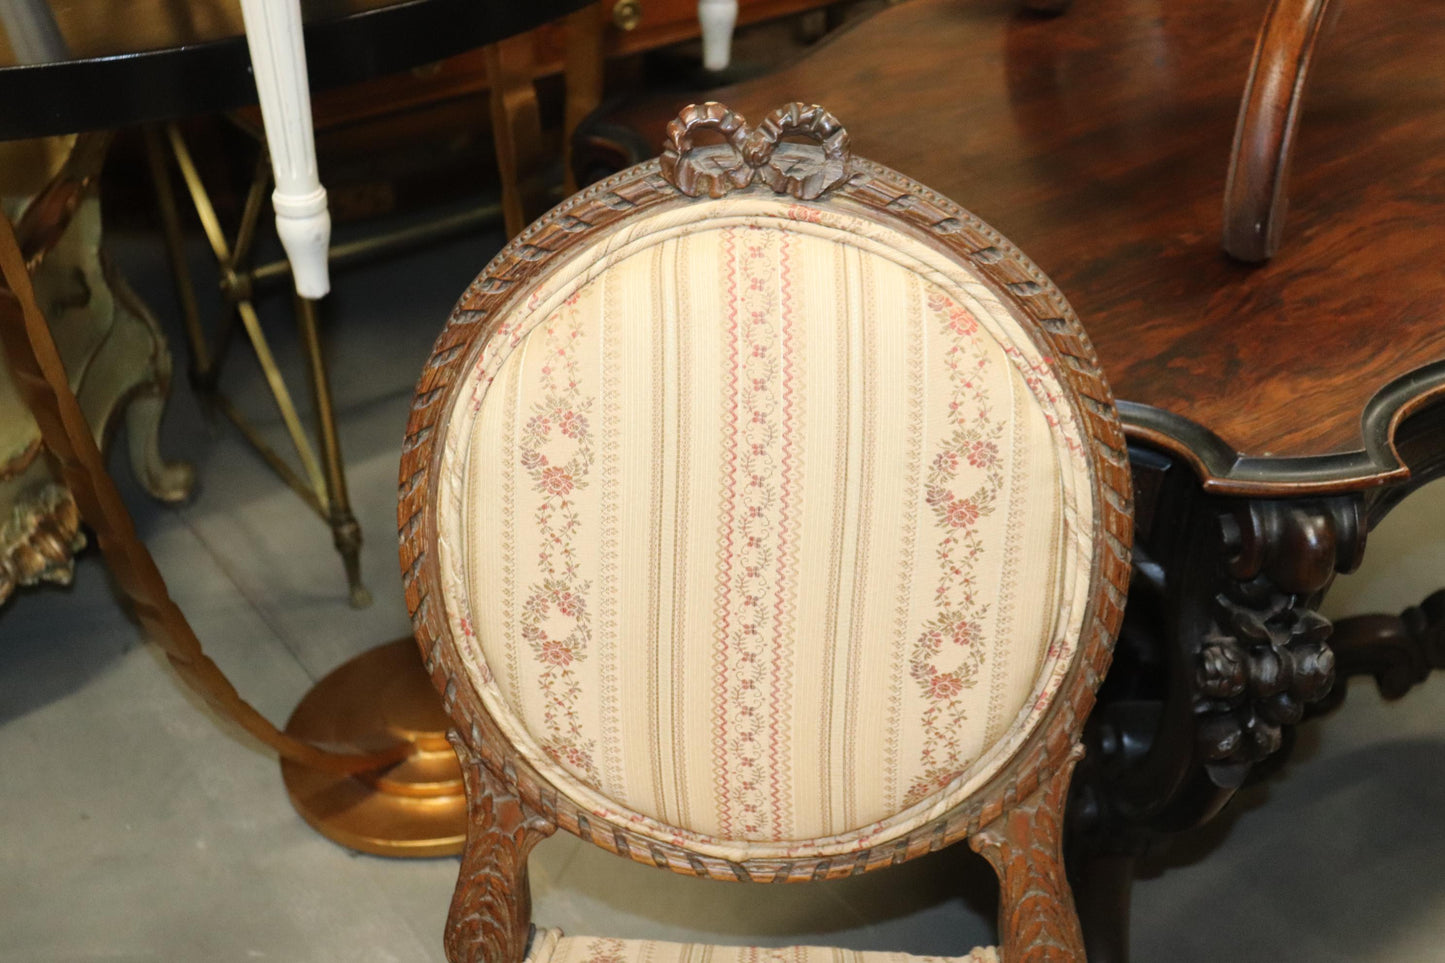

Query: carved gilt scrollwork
[[660, 102, 851, 200], [1194, 498, 1364, 776], [0, 481, 84, 602]]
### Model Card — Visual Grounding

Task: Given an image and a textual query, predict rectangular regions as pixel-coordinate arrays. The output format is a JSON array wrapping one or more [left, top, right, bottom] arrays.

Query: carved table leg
[[1070, 853, 1132, 963], [1191, 497, 1362, 781], [1067, 448, 1368, 962], [0, 136, 193, 605], [105, 248, 196, 504], [1315, 589, 1445, 711], [447, 735, 556, 963]]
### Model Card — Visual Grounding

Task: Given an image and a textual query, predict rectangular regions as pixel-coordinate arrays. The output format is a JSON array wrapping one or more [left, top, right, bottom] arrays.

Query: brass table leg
[[296, 296, 368, 608], [145, 123, 370, 607]]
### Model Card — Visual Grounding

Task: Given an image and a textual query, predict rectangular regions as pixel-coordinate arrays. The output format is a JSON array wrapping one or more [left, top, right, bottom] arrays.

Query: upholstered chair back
[[401, 103, 1131, 963]]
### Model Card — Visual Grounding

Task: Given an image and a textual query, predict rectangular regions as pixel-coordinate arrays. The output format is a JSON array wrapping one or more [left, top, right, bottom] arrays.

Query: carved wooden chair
[[399, 101, 1132, 963]]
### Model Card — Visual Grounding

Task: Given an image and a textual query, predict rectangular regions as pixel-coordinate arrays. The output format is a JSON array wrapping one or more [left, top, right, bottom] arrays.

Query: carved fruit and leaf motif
[[1193, 498, 1363, 781]]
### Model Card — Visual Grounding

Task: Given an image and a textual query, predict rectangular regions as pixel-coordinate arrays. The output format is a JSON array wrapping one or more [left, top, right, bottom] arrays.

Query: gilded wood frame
[[399, 103, 1133, 963]]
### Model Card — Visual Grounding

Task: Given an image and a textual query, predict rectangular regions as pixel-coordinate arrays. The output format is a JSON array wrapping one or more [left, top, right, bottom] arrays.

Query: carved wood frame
[[399, 103, 1132, 963]]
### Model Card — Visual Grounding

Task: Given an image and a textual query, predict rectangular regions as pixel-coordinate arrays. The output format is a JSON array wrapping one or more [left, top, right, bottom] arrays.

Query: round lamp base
[[280, 638, 466, 857]]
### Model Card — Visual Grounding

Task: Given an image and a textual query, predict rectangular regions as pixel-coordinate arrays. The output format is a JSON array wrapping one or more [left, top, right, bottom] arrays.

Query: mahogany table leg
[[1314, 590, 1445, 712], [1068, 450, 1369, 962], [1072, 853, 1134, 963]]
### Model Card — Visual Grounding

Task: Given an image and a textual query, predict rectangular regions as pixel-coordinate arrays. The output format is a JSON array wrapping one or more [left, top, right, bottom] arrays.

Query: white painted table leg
[[698, 0, 739, 71], [238, 0, 330, 299]]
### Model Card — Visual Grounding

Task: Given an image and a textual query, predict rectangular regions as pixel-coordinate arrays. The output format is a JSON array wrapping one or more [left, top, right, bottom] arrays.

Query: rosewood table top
[[610, 0, 1445, 496]]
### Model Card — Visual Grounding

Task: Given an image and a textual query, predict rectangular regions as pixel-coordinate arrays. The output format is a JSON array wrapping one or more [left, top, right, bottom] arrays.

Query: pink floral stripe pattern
[[904, 292, 1008, 807], [517, 294, 598, 781], [711, 226, 801, 840], [529, 933, 998, 963], [444, 199, 1094, 860]]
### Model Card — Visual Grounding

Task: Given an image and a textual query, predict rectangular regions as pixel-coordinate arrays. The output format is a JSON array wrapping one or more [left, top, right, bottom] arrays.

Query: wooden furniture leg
[[0, 133, 192, 605], [1314, 589, 1445, 711], [487, 34, 549, 239], [446, 736, 555, 963], [563, 3, 608, 196], [0, 208, 408, 777], [971, 755, 1088, 963]]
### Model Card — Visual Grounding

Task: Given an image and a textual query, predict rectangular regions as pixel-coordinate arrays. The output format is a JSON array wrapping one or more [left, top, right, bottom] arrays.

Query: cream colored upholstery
[[524, 932, 998, 963], [436, 197, 1095, 863]]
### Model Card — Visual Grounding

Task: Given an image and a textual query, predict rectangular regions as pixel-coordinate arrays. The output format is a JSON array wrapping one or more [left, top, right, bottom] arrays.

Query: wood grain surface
[[604, 0, 1445, 493]]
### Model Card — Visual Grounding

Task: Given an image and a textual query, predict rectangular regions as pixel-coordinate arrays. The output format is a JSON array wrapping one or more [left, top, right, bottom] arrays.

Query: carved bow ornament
[[660, 102, 851, 200]]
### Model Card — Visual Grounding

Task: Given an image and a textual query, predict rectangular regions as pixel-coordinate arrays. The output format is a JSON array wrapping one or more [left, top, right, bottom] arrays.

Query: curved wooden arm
[[1222, 0, 1336, 263]]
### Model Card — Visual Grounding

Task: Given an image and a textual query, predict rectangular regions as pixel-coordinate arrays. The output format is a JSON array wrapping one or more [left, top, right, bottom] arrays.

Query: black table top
[[0, 0, 591, 140]]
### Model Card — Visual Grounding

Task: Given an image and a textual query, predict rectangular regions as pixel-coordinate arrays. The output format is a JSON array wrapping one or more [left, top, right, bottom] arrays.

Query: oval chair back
[[400, 102, 1132, 963]]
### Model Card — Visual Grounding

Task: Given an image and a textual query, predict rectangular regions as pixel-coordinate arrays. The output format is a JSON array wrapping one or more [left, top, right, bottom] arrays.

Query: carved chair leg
[[447, 735, 557, 963], [971, 751, 1086, 963]]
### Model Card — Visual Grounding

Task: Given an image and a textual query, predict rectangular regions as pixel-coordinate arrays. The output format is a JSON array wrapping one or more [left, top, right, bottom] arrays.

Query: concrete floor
[[4, 203, 1445, 961]]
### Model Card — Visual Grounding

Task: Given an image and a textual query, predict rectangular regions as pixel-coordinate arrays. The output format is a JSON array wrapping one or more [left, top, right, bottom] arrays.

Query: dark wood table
[[0, 0, 589, 138], [590, 0, 1445, 957]]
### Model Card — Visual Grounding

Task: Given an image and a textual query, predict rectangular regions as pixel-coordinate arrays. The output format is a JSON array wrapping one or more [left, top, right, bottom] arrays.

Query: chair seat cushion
[[524, 931, 998, 963]]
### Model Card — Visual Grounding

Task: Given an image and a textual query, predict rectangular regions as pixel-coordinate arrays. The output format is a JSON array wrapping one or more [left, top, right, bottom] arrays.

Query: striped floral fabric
[[524, 932, 998, 963], [437, 198, 1094, 861]]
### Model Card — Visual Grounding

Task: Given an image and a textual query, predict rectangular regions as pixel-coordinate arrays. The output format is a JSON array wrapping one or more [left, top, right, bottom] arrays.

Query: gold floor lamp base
[[280, 638, 466, 857]]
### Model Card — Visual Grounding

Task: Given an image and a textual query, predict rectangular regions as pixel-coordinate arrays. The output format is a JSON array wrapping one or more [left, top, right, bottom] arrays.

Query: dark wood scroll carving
[[1317, 589, 1445, 712], [971, 750, 1087, 963], [446, 735, 556, 963], [1065, 470, 1366, 963], [1222, 0, 1337, 262], [1194, 498, 1363, 776]]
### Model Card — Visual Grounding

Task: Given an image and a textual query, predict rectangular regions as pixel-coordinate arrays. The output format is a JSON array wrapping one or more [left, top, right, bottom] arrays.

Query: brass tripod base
[[280, 638, 466, 857]]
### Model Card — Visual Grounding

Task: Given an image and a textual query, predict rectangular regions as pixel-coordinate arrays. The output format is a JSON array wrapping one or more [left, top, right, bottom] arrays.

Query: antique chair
[[398, 101, 1132, 963]]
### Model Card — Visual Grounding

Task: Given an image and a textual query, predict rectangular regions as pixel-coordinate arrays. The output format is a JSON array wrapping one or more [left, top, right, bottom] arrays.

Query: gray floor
[[4, 206, 1445, 961]]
